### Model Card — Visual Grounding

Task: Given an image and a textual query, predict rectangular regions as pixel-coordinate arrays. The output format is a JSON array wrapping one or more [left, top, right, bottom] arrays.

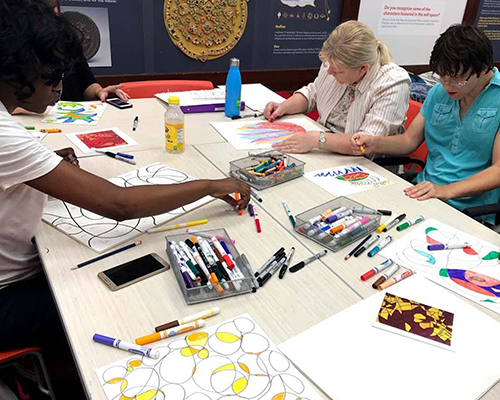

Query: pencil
[[71, 241, 142, 270], [147, 219, 208, 233]]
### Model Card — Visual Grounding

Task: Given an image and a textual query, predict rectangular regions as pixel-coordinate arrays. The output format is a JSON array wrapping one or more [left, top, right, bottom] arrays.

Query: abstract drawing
[[304, 164, 392, 196], [210, 116, 322, 150], [96, 315, 319, 400], [374, 292, 454, 350], [379, 219, 500, 314], [42, 163, 212, 253], [42, 101, 107, 125], [65, 127, 137, 154]]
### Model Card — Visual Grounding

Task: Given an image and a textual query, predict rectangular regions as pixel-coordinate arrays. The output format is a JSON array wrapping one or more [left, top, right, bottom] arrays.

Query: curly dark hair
[[0, 0, 81, 101], [430, 24, 494, 78]]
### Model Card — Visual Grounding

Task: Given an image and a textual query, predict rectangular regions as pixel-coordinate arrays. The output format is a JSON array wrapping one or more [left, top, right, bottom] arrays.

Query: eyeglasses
[[436, 71, 473, 88], [41, 69, 65, 87]]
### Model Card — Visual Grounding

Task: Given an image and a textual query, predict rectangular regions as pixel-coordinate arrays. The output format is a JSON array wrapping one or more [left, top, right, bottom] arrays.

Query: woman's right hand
[[264, 101, 286, 122], [351, 134, 378, 155], [210, 178, 250, 209]]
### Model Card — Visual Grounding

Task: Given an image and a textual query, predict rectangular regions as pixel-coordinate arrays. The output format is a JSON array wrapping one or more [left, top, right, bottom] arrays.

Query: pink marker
[[335, 217, 370, 239]]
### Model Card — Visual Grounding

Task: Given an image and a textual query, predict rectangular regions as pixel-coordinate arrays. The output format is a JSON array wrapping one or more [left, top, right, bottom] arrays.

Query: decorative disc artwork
[[164, 0, 250, 62]]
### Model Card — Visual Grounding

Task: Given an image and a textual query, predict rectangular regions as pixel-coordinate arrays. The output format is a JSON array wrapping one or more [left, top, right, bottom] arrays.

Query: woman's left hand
[[404, 180, 449, 201], [97, 84, 130, 102], [272, 131, 320, 153]]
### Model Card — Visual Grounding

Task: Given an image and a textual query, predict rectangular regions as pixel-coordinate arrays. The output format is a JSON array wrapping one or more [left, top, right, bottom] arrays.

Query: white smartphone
[[98, 253, 169, 291], [105, 98, 133, 109]]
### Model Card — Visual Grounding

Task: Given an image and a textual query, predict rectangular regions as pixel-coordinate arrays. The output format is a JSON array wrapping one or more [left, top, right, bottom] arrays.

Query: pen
[[133, 116, 139, 131], [250, 189, 263, 203], [40, 128, 62, 133], [147, 219, 208, 233], [254, 205, 261, 233], [376, 214, 399, 233], [383, 213, 406, 232], [360, 258, 394, 281], [289, 249, 328, 273], [397, 214, 425, 231], [279, 247, 295, 279], [345, 234, 372, 260], [92, 148, 136, 165], [352, 207, 392, 216], [373, 264, 400, 289], [91, 148, 134, 159], [258, 252, 288, 286], [255, 247, 285, 277], [428, 242, 470, 251], [231, 112, 264, 120], [378, 269, 414, 290], [367, 235, 393, 257], [93, 333, 160, 359], [136, 320, 205, 345], [354, 235, 380, 257], [71, 241, 142, 270], [282, 200, 296, 228]]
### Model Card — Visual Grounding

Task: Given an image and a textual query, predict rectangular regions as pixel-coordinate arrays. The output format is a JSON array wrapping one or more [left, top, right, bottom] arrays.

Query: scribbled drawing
[[379, 219, 500, 314], [96, 315, 319, 400], [42, 163, 212, 253], [237, 121, 305, 146], [76, 129, 128, 149], [375, 293, 454, 350], [42, 101, 106, 125]]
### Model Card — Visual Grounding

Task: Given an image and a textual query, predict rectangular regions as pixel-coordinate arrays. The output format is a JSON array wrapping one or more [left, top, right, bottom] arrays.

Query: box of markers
[[229, 150, 305, 190], [165, 229, 256, 305], [294, 197, 382, 252]]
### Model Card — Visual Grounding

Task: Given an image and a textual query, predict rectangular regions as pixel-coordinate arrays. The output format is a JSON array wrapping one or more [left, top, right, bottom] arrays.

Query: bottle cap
[[230, 58, 240, 67], [168, 96, 180, 105]]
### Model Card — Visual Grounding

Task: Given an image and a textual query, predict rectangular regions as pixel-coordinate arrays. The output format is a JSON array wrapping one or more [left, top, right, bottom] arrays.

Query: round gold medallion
[[164, 0, 250, 62]]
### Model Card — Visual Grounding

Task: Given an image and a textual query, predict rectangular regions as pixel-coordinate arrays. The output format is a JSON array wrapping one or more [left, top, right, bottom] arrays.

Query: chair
[[463, 203, 500, 227], [0, 347, 56, 399], [121, 80, 214, 99]]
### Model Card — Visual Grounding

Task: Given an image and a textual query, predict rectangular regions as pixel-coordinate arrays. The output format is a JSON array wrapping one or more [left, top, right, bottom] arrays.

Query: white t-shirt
[[0, 101, 61, 285]]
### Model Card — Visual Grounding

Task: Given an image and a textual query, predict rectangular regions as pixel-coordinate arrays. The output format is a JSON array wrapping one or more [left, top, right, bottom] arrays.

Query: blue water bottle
[[225, 58, 241, 118]]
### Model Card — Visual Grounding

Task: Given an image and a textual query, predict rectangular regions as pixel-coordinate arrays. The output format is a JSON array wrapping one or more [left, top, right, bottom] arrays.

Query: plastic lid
[[230, 58, 240, 67], [168, 96, 180, 105]]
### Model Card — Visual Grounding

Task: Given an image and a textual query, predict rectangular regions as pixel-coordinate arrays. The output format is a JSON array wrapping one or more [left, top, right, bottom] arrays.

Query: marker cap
[[360, 269, 376, 281], [93, 334, 115, 346]]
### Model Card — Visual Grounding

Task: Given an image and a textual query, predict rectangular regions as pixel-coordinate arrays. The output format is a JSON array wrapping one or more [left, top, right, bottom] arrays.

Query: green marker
[[397, 214, 425, 231], [282, 200, 296, 228], [24, 126, 35, 130]]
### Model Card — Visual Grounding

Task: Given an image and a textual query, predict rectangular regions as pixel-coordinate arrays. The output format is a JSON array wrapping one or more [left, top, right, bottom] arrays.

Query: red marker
[[360, 258, 393, 281], [254, 206, 262, 233]]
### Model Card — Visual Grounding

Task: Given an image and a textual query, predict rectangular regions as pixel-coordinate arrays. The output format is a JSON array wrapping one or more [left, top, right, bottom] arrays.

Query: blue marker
[[93, 334, 160, 359], [367, 235, 393, 257], [116, 152, 134, 159]]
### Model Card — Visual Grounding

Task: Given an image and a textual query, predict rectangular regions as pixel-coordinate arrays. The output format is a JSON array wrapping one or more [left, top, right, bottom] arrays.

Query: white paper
[[210, 116, 322, 150], [155, 90, 224, 106], [305, 164, 393, 196], [64, 127, 138, 154], [379, 219, 500, 314], [280, 275, 500, 400], [42, 101, 107, 126], [42, 163, 213, 253], [218, 83, 286, 112], [95, 314, 321, 400], [32, 132, 47, 141]]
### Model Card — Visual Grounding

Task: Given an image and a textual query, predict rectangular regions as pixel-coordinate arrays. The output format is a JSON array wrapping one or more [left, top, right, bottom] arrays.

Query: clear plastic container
[[229, 150, 305, 190], [165, 96, 185, 153]]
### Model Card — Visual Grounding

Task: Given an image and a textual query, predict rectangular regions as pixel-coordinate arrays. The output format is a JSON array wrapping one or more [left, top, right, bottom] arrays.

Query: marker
[[289, 250, 328, 273], [378, 269, 414, 290], [323, 207, 347, 221], [354, 136, 365, 153], [428, 242, 470, 251], [235, 193, 242, 216], [258, 253, 288, 286], [93, 333, 160, 359], [250, 189, 263, 203], [282, 200, 296, 227], [40, 128, 61, 133], [147, 219, 208, 233], [397, 215, 425, 231], [279, 247, 295, 279], [93, 149, 136, 165], [92, 148, 134, 159], [345, 234, 372, 260], [354, 235, 380, 257], [373, 264, 400, 289], [337, 219, 378, 247], [360, 258, 394, 281], [367, 235, 393, 257], [329, 216, 361, 235], [71, 240, 142, 270], [254, 205, 262, 233], [24, 126, 35, 130], [211, 237, 235, 269], [352, 207, 392, 216], [255, 247, 285, 277], [383, 213, 406, 232], [136, 320, 205, 345], [334, 217, 370, 239], [133, 116, 139, 131], [231, 112, 264, 120], [376, 214, 399, 233]]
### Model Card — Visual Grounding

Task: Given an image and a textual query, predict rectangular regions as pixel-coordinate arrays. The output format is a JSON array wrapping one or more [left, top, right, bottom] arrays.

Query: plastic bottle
[[164, 96, 185, 153], [224, 58, 242, 118]]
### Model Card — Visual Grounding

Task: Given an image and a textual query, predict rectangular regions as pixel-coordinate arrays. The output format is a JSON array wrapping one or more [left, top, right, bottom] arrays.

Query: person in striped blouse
[[267, 21, 410, 156]]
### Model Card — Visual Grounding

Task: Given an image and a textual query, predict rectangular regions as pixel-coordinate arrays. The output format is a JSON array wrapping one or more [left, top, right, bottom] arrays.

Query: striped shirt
[[296, 62, 411, 137]]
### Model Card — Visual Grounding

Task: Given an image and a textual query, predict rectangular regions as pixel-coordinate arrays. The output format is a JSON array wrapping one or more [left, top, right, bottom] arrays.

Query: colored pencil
[[71, 241, 142, 270]]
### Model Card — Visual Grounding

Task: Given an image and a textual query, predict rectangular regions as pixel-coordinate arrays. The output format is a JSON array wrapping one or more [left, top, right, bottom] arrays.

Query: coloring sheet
[[42, 163, 212, 253], [305, 164, 392, 196], [65, 127, 138, 154], [379, 219, 500, 314], [42, 101, 107, 125], [210, 116, 321, 150], [96, 314, 321, 400]]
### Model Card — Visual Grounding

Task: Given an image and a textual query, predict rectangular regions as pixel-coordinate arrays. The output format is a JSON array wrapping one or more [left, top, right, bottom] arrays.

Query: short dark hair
[[430, 24, 494, 78], [0, 0, 80, 101]]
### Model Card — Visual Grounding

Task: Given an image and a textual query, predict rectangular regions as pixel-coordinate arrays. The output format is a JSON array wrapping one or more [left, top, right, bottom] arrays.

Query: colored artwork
[[374, 292, 454, 351], [65, 127, 137, 154], [42, 163, 212, 253], [211, 116, 322, 150], [42, 101, 107, 125], [304, 164, 392, 196], [379, 219, 500, 315], [96, 315, 320, 400]]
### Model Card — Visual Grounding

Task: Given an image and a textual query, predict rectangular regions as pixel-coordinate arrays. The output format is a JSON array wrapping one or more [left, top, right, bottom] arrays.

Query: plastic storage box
[[165, 229, 256, 305], [294, 197, 382, 252], [229, 150, 305, 190]]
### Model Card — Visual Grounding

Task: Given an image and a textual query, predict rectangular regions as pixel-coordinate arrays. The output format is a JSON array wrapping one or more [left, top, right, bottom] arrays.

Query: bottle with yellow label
[[164, 96, 185, 153]]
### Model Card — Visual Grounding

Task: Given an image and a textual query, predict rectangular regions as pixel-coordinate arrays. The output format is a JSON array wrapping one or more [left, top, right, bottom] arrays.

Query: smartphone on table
[[105, 98, 133, 109], [98, 253, 169, 291]]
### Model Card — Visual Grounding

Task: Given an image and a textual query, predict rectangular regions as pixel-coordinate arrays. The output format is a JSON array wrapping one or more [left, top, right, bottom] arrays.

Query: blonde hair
[[319, 20, 392, 68]]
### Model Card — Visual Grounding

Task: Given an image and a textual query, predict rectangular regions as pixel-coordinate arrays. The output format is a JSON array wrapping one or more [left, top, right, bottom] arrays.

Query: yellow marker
[[40, 128, 62, 133], [147, 219, 208, 233], [354, 137, 365, 153], [135, 319, 205, 345], [376, 214, 399, 234]]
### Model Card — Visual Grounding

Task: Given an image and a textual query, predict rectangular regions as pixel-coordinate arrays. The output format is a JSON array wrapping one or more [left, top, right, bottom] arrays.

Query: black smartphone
[[98, 253, 169, 291], [106, 98, 133, 109]]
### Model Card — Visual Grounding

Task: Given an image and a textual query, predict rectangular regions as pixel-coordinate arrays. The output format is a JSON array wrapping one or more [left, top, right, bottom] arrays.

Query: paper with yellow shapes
[[95, 314, 320, 400], [373, 292, 455, 351]]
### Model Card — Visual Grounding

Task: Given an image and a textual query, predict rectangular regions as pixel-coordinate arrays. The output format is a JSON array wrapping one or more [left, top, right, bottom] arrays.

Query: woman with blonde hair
[[266, 20, 410, 156]]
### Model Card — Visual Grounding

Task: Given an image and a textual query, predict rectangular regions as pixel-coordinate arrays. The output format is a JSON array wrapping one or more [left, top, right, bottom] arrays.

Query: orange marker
[[135, 320, 205, 345], [235, 193, 242, 216], [330, 217, 361, 235], [40, 128, 62, 133]]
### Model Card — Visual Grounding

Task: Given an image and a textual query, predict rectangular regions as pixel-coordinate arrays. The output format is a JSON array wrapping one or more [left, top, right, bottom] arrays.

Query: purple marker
[[248, 203, 255, 216], [93, 334, 160, 359], [428, 243, 470, 251]]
